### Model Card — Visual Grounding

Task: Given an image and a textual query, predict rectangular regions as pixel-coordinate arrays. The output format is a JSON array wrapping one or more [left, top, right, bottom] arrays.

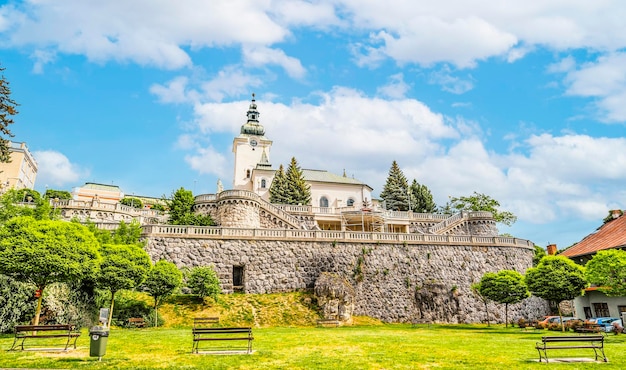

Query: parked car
[[584, 317, 621, 332]]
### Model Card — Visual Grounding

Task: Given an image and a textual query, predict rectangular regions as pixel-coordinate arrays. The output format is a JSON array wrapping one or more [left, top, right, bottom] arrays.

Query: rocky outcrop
[[314, 272, 355, 324]]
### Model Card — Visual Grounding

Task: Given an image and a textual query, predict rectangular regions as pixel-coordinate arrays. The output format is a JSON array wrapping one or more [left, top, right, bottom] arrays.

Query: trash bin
[[89, 326, 109, 359]]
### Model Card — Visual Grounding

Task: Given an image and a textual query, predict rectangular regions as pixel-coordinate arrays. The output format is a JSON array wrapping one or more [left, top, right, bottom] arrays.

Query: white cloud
[[185, 146, 230, 179], [428, 66, 474, 94], [242, 46, 306, 79], [32, 150, 86, 187], [377, 73, 411, 99], [150, 76, 191, 104]]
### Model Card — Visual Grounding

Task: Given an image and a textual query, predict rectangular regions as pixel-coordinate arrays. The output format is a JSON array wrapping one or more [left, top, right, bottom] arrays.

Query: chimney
[[546, 244, 557, 255]]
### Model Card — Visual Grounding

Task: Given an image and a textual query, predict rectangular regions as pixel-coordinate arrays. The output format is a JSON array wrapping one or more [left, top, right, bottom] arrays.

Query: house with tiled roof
[[560, 210, 626, 320]]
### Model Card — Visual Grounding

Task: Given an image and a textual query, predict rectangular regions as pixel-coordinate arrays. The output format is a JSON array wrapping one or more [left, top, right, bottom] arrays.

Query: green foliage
[[441, 191, 517, 226], [0, 217, 101, 324], [42, 282, 96, 329], [585, 249, 626, 297], [285, 157, 311, 205], [0, 274, 36, 332], [186, 266, 221, 301], [269, 164, 288, 204], [43, 189, 71, 200], [380, 161, 410, 211], [525, 255, 587, 313], [151, 203, 166, 212], [0, 188, 53, 222], [475, 270, 529, 327], [102, 290, 151, 325], [533, 245, 547, 267], [120, 197, 143, 209], [409, 179, 437, 213], [0, 65, 18, 163], [112, 220, 144, 246], [166, 187, 214, 226], [144, 260, 183, 326]]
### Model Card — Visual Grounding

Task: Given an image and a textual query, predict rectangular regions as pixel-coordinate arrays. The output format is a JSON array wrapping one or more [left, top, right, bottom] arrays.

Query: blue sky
[[2, 0, 626, 250]]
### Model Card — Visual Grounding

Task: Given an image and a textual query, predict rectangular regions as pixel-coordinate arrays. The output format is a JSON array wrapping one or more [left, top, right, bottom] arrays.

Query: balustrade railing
[[141, 225, 533, 248]]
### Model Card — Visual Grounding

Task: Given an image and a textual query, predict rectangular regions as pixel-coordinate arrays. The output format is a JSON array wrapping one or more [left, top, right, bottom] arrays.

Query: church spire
[[240, 93, 265, 136]]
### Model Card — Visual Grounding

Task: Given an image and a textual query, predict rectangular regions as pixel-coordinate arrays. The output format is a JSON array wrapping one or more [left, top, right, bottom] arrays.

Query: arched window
[[261, 179, 266, 188], [347, 198, 355, 206], [246, 169, 251, 178], [320, 196, 329, 208]]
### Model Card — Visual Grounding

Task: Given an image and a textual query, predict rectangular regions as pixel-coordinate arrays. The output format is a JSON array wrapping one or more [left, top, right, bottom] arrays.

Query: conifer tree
[[285, 157, 311, 205], [410, 179, 437, 213], [0, 65, 18, 163], [269, 164, 288, 204], [380, 161, 409, 211]]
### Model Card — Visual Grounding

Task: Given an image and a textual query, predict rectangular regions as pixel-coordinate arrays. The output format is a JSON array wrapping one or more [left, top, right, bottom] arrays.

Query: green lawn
[[1, 324, 624, 369]]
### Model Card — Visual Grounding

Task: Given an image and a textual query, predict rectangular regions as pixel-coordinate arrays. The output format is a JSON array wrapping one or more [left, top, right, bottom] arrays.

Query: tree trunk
[[505, 303, 509, 328], [558, 304, 565, 332], [108, 290, 117, 328], [33, 286, 44, 325]]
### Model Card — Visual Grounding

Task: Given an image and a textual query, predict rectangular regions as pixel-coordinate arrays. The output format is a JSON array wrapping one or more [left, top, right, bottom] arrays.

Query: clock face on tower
[[250, 139, 258, 147]]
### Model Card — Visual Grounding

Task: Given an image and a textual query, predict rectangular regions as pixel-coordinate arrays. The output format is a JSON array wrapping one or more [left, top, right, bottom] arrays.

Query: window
[[261, 179, 266, 188], [584, 307, 592, 319], [320, 196, 329, 208], [593, 302, 610, 317], [347, 198, 355, 206], [233, 266, 244, 291], [246, 169, 251, 178]]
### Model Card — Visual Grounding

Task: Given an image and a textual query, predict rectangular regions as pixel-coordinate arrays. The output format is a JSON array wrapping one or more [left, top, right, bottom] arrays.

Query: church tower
[[232, 94, 274, 197]]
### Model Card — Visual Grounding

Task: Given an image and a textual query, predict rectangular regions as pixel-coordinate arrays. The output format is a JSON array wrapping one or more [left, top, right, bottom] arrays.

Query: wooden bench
[[316, 319, 340, 327], [574, 323, 605, 335], [127, 317, 146, 328], [194, 317, 220, 328], [535, 335, 606, 363], [192, 326, 253, 354], [10, 324, 80, 351]]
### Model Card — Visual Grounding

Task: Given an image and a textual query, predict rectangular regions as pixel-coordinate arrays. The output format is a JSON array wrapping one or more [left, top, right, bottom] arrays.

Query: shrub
[[186, 266, 221, 301], [0, 275, 37, 333]]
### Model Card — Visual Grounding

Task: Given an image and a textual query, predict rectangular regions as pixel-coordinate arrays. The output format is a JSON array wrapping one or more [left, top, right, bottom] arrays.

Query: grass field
[[1, 324, 625, 369]]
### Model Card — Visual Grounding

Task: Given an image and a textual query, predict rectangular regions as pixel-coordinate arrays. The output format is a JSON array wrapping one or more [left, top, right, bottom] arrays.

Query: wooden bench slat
[[11, 324, 81, 351], [535, 335, 606, 363], [192, 326, 253, 354]]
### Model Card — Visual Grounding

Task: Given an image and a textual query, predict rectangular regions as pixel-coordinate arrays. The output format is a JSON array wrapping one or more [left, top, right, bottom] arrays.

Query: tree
[[285, 157, 311, 205], [96, 244, 152, 327], [166, 187, 213, 226], [143, 260, 182, 327], [442, 191, 517, 226], [0, 217, 101, 325], [186, 266, 221, 301], [0, 189, 53, 223], [476, 270, 529, 327], [0, 65, 18, 163], [380, 161, 409, 211], [585, 249, 626, 297], [269, 164, 288, 204], [120, 197, 143, 209], [43, 189, 72, 200], [525, 255, 587, 331], [410, 179, 437, 213], [533, 245, 547, 267], [112, 220, 144, 246]]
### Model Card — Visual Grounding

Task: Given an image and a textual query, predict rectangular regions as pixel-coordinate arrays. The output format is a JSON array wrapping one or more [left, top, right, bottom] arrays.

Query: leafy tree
[[442, 191, 517, 226], [120, 197, 143, 209], [533, 245, 547, 267], [269, 164, 288, 204], [525, 255, 587, 331], [187, 266, 221, 301], [409, 179, 437, 213], [285, 157, 311, 205], [0, 189, 53, 223], [0, 217, 101, 325], [0, 274, 36, 332], [96, 244, 152, 326], [112, 220, 144, 246], [380, 161, 410, 211], [143, 260, 182, 327], [43, 189, 72, 200], [476, 270, 529, 327], [166, 187, 213, 226], [0, 65, 18, 163], [585, 249, 626, 297]]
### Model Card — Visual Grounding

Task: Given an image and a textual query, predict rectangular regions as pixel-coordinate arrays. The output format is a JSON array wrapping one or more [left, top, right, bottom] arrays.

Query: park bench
[[194, 317, 220, 327], [128, 317, 146, 328], [10, 324, 81, 351], [535, 335, 606, 363], [316, 319, 340, 327], [192, 326, 253, 354], [574, 323, 604, 335]]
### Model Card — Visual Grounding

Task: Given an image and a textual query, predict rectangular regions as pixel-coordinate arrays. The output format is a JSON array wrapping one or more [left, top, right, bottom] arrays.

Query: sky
[[1, 0, 626, 250]]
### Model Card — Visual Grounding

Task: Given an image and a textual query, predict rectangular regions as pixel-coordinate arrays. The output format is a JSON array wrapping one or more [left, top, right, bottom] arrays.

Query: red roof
[[560, 214, 626, 258]]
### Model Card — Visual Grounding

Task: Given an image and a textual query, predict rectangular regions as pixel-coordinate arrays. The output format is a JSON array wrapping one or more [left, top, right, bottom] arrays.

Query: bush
[[186, 266, 221, 301], [109, 291, 151, 326], [144, 310, 165, 327], [0, 274, 37, 332], [44, 282, 98, 329]]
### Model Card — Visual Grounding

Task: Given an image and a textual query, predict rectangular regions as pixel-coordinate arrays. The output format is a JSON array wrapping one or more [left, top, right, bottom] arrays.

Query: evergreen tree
[[0, 65, 18, 163], [269, 164, 288, 204], [410, 179, 437, 213], [285, 157, 311, 205], [380, 161, 409, 211]]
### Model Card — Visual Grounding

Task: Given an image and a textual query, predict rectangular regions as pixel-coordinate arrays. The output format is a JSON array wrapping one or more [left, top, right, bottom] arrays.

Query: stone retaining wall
[[145, 236, 548, 323]]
